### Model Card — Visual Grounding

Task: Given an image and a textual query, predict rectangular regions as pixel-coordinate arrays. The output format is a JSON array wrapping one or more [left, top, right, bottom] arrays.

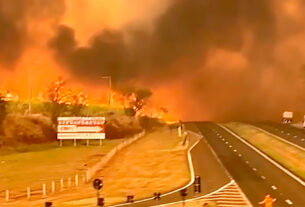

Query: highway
[[252, 122, 305, 149], [196, 122, 305, 207], [109, 128, 230, 207]]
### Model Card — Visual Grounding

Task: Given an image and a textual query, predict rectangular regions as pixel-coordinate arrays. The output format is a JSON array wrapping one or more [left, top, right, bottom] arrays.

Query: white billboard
[[283, 111, 293, 119], [57, 117, 105, 140]]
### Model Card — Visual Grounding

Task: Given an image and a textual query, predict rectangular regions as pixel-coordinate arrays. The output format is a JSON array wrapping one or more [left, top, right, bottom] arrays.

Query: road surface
[[196, 122, 305, 207], [252, 122, 305, 149], [109, 128, 230, 207]]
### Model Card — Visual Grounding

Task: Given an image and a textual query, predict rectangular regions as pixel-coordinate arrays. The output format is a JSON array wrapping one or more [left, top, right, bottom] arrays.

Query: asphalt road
[[251, 122, 305, 149], [196, 122, 305, 207], [110, 127, 230, 207]]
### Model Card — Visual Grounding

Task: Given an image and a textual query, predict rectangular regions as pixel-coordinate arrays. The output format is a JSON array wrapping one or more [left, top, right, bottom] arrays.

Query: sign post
[[93, 179, 104, 206], [194, 175, 201, 193], [180, 188, 187, 206]]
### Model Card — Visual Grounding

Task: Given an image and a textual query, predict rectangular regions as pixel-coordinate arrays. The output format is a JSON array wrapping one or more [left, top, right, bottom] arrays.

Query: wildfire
[[0, 75, 177, 122], [0, 90, 19, 102]]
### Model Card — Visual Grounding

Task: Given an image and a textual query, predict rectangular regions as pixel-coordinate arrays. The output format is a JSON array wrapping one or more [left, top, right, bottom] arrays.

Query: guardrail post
[[68, 177, 72, 187], [27, 187, 31, 199], [42, 184, 46, 197], [60, 178, 64, 191], [5, 190, 9, 202], [75, 174, 79, 187], [51, 181, 55, 193]]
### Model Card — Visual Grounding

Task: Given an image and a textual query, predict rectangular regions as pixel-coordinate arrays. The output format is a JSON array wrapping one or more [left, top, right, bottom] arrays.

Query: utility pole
[[28, 68, 32, 114], [100, 76, 112, 107]]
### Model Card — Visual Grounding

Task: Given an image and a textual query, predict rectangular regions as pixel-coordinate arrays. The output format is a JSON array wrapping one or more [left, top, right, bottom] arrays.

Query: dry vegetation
[[225, 122, 305, 180], [52, 128, 190, 207], [0, 139, 123, 195]]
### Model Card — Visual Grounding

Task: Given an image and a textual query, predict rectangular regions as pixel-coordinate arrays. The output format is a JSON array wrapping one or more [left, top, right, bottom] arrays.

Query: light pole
[[28, 68, 32, 114], [100, 76, 112, 107]]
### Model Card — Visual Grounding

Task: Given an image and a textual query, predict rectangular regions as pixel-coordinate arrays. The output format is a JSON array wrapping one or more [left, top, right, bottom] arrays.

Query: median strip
[[223, 122, 305, 184]]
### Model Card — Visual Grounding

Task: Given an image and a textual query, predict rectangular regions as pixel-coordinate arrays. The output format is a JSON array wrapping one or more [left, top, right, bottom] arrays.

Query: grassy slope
[[225, 122, 305, 180], [0, 140, 123, 192], [53, 128, 190, 207]]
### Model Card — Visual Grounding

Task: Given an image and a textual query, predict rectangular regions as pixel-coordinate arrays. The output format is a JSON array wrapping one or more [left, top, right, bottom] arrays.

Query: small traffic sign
[[127, 195, 134, 203]]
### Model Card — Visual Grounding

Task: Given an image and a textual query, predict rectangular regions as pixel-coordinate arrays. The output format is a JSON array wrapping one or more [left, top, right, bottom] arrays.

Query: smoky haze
[[49, 0, 275, 80], [0, 0, 65, 67], [2, 0, 305, 121]]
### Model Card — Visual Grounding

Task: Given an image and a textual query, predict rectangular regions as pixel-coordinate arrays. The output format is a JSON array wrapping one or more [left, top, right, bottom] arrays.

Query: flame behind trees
[[47, 77, 88, 106], [0, 93, 6, 134], [122, 89, 152, 116], [47, 77, 89, 120]]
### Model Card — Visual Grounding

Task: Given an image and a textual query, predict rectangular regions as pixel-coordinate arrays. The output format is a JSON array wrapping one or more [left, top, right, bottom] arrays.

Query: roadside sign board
[[283, 111, 293, 119], [57, 117, 105, 140]]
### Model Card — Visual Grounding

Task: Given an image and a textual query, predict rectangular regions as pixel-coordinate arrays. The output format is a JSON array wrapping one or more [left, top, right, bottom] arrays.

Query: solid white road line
[[152, 180, 235, 207], [250, 125, 305, 152], [285, 199, 293, 205], [271, 185, 277, 190], [218, 124, 305, 187], [109, 131, 201, 207]]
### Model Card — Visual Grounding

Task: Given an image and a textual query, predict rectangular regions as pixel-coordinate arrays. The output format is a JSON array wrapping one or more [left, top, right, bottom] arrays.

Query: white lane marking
[[293, 135, 298, 138], [250, 125, 305, 152], [287, 133, 290, 135], [222, 138, 225, 141], [302, 139, 305, 142], [285, 199, 293, 205], [109, 131, 201, 207], [225, 142, 229, 145], [229, 145, 232, 148], [151, 180, 235, 207], [271, 185, 277, 190], [219, 124, 305, 187], [245, 161, 249, 164], [252, 168, 257, 171], [233, 149, 237, 152], [261, 176, 266, 180], [238, 154, 242, 157]]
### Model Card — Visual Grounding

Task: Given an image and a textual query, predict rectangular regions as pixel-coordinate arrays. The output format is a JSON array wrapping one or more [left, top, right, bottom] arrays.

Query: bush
[[2, 113, 56, 146], [139, 116, 164, 131], [106, 112, 142, 139]]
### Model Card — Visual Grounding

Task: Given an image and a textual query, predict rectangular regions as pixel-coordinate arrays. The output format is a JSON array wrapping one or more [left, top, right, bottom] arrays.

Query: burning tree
[[123, 89, 152, 116], [47, 77, 88, 120], [0, 93, 6, 134]]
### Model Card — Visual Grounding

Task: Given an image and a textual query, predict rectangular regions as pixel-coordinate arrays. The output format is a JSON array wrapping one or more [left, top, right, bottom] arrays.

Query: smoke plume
[[0, 0, 65, 67], [2, 0, 305, 121]]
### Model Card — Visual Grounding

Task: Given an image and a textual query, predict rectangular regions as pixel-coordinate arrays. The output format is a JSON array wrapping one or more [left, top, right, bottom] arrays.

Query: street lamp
[[28, 67, 32, 114], [100, 76, 112, 107]]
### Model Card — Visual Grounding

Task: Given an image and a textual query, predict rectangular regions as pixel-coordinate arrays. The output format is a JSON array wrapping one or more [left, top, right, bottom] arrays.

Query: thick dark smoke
[[2, 0, 305, 121], [0, 0, 65, 67], [49, 0, 275, 82]]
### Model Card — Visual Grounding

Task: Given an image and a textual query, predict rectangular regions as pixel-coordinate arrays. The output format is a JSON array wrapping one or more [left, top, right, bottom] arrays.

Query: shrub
[[2, 113, 56, 146], [106, 113, 142, 139]]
